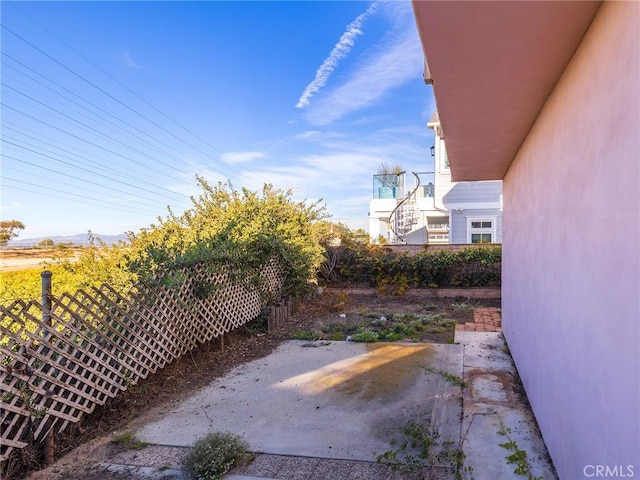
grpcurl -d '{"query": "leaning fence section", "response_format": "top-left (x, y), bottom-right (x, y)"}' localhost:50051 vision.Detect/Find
top-left (0, 261), bottom-right (284, 464)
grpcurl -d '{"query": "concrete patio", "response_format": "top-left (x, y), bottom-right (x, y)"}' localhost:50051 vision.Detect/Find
top-left (92, 329), bottom-right (556, 479)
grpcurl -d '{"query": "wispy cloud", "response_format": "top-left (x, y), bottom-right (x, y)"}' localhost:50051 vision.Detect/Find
top-left (304, 2), bottom-right (424, 126)
top-left (220, 151), bottom-right (266, 164)
top-left (237, 151), bottom-right (376, 199)
top-left (294, 130), bottom-right (346, 142)
top-left (119, 51), bottom-right (140, 68)
top-left (163, 118), bottom-right (431, 231)
top-left (305, 31), bottom-right (422, 126)
top-left (295, 3), bottom-right (378, 109)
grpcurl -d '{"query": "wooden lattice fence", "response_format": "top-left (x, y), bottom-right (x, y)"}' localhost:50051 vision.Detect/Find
top-left (0, 260), bottom-right (283, 464)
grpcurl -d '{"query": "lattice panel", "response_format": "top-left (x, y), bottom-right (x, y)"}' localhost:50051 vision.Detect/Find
top-left (0, 260), bottom-right (283, 463)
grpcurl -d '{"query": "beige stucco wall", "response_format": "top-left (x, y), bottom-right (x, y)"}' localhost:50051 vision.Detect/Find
top-left (502, 2), bottom-right (639, 478)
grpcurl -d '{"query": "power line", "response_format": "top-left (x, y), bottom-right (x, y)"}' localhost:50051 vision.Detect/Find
top-left (2, 124), bottom-right (190, 200)
top-left (1, 56), bottom-right (205, 166)
top-left (6, 2), bottom-right (244, 169)
top-left (1, 103), bottom-right (194, 181)
top-left (1, 178), bottom-right (168, 217)
top-left (2, 84), bottom-right (187, 175)
top-left (2, 164), bottom-right (177, 215)
top-left (1, 23), bottom-right (243, 178)
top-left (2, 150), bottom-right (184, 207)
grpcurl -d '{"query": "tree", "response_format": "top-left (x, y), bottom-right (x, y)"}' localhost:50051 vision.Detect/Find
top-left (377, 161), bottom-right (404, 183)
top-left (38, 238), bottom-right (55, 248)
top-left (0, 220), bottom-right (25, 246)
top-left (377, 161), bottom-right (404, 177)
top-left (375, 162), bottom-right (405, 192)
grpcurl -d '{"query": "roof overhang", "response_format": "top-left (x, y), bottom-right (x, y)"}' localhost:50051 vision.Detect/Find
top-left (412, 1), bottom-right (602, 181)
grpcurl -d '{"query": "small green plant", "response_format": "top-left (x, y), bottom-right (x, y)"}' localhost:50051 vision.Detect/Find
top-left (244, 317), bottom-right (267, 336)
top-left (291, 330), bottom-right (323, 341)
top-left (497, 424), bottom-right (542, 480)
top-left (111, 431), bottom-right (149, 450)
top-left (377, 422), bottom-right (469, 478)
top-left (350, 328), bottom-right (380, 342)
top-left (423, 367), bottom-right (467, 388)
top-left (377, 421), bottom-right (436, 473)
top-left (329, 331), bottom-right (346, 341)
top-left (13, 379), bottom-right (48, 419)
top-left (370, 317), bottom-right (388, 327)
top-left (438, 441), bottom-right (472, 480)
top-left (451, 301), bottom-right (474, 313)
top-left (1, 391), bottom-right (15, 402)
top-left (183, 431), bottom-right (252, 480)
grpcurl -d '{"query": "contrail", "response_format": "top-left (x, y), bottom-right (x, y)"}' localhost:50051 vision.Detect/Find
top-left (295, 3), bottom-right (378, 109)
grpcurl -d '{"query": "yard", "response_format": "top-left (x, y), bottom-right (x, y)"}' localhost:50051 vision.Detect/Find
top-left (17, 290), bottom-right (500, 480)
top-left (287, 291), bottom-right (500, 344)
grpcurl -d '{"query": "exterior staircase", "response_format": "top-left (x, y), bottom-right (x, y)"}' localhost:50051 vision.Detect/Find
top-left (390, 173), bottom-right (422, 243)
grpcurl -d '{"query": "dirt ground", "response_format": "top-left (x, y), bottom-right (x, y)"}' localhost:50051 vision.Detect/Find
top-left (9, 291), bottom-right (500, 480)
top-left (0, 249), bottom-right (81, 272)
top-left (289, 291), bottom-right (500, 343)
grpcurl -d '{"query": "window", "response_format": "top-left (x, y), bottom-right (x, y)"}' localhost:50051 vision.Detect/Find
top-left (441, 140), bottom-right (450, 171)
top-left (471, 221), bottom-right (492, 229)
top-left (471, 233), bottom-right (492, 243)
top-left (424, 182), bottom-right (435, 198)
top-left (467, 217), bottom-right (496, 243)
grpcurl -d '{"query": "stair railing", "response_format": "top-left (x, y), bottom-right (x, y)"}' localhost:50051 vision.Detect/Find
top-left (389, 172), bottom-right (422, 243)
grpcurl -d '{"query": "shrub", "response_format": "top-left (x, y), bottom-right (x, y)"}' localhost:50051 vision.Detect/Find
top-left (183, 431), bottom-right (251, 480)
top-left (318, 243), bottom-right (501, 289)
top-left (3, 180), bottom-right (328, 306)
top-left (350, 328), bottom-right (380, 342)
top-left (123, 178), bottom-right (327, 297)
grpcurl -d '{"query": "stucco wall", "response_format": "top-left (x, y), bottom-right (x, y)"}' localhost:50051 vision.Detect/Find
top-left (502, 2), bottom-right (639, 478)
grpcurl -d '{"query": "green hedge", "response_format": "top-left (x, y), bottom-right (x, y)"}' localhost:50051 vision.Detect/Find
top-left (319, 243), bottom-right (501, 290)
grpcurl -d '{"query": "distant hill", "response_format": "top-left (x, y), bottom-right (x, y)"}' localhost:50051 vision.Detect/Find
top-left (8, 233), bottom-right (128, 248)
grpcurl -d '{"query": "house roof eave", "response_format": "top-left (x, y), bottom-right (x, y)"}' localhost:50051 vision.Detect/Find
top-left (412, 1), bottom-right (602, 181)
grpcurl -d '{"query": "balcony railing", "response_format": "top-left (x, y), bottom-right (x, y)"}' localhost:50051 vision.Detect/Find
top-left (373, 173), bottom-right (405, 199)
top-left (414, 172), bottom-right (435, 198)
top-left (428, 223), bottom-right (450, 231)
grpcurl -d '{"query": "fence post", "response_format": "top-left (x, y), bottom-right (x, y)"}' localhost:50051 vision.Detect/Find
top-left (269, 305), bottom-right (277, 332)
top-left (40, 270), bottom-right (55, 464)
top-left (41, 270), bottom-right (52, 336)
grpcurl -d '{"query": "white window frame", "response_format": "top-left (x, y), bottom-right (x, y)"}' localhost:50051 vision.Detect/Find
top-left (467, 216), bottom-right (497, 244)
top-left (440, 138), bottom-right (450, 172)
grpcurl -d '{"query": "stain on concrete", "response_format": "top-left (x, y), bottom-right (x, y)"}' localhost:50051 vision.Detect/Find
top-left (319, 344), bottom-right (435, 402)
top-left (466, 369), bottom-right (516, 405)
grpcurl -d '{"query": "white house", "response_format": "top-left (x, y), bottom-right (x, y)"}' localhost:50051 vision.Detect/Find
top-left (413, 1), bottom-right (639, 478)
top-left (368, 169), bottom-right (450, 244)
top-left (427, 111), bottom-right (503, 244)
top-left (368, 112), bottom-right (502, 245)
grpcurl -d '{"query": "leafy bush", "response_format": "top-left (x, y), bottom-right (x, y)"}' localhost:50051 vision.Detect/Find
top-left (121, 178), bottom-right (327, 297)
top-left (2, 180), bottom-right (328, 307)
top-left (183, 431), bottom-right (251, 480)
top-left (350, 327), bottom-right (380, 342)
top-left (318, 244), bottom-right (501, 289)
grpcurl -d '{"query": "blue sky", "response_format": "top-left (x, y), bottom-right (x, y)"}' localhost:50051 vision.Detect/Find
top-left (1, 1), bottom-right (435, 240)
